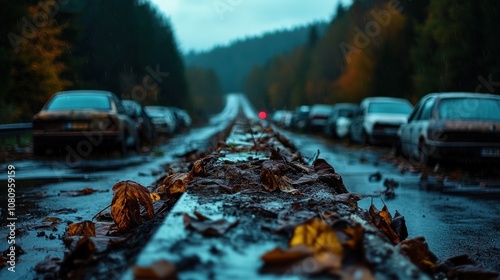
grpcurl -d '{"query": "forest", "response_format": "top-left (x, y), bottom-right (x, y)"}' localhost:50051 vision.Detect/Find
top-left (244, 0), bottom-right (500, 111)
top-left (0, 0), bottom-right (224, 124)
top-left (2, 0), bottom-right (500, 123)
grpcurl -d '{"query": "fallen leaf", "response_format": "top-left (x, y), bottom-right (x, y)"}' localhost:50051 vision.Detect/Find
top-left (289, 219), bottom-right (343, 257)
top-left (67, 220), bottom-right (95, 237)
top-left (134, 260), bottom-right (178, 280)
top-left (369, 203), bottom-right (400, 244)
top-left (158, 172), bottom-right (192, 196)
top-left (313, 159), bottom-right (348, 194)
top-left (111, 181), bottom-right (154, 231)
top-left (260, 245), bottom-right (312, 265)
top-left (60, 187), bottom-right (105, 197)
top-left (439, 254), bottom-right (499, 280)
top-left (397, 236), bottom-right (437, 273)
top-left (183, 211), bottom-right (238, 236)
top-left (390, 210), bottom-right (408, 241)
top-left (59, 237), bottom-right (96, 278)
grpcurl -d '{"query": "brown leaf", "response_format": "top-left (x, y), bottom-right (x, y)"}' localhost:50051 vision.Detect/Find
top-left (133, 260), bottom-right (178, 280)
top-left (111, 181), bottom-right (154, 231)
top-left (260, 167), bottom-right (300, 194)
top-left (260, 245), bottom-right (312, 265)
top-left (439, 255), bottom-right (499, 280)
top-left (183, 211), bottom-right (238, 236)
top-left (59, 237), bottom-right (96, 278)
top-left (397, 236), bottom-right (438, 273)
top-left (313, 158), bottom-right (336, 175)
top-left (333, 193), bottom-right (364, 209)
top-left (159, 172), bottom-right (192, 196)
top-left (369, 203), bottom-right (400, 244)
top-left (67, 220), bottom-right (95, 237)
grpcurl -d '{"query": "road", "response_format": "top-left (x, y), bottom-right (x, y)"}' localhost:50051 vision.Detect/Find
top-left (1, 93), bottom-right (499, 279)
top-left (277, 128), bottom-right (500, 272)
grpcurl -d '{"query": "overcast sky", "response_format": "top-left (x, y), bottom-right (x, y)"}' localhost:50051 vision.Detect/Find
top-left (149, 0), bottom-right (353, 53)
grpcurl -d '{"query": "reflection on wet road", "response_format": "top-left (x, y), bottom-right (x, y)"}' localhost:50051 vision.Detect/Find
top-left (277, 129), bottom-right (500, 272)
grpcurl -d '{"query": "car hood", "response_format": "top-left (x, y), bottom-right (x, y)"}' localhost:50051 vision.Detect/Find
top-left (365, 113), bottom-right (408, 124)
top-left (33, 110), bottom-right (113, 121)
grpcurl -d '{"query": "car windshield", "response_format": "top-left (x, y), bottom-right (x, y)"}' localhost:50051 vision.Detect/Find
top-left (338, 108), bottom-right (354, 117)
top-left (368, 102), bottom-right (413, 114)
top-left (439, 98), bottom-right (500, 120)
top-left (46, 94), bottom-right (111, 111)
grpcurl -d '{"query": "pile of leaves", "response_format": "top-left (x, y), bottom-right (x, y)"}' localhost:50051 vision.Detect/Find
top-left (34, 119), bottom-right (499, 279)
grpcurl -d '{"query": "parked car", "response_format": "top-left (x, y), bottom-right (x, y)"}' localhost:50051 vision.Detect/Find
top-left (122, 100), bottom-right (156, 145)
top-left (395, 92), bottom-right (500, 165)
top-left (32, 90), bottom-right (138, 156)
top-left (167, 107), bottom-right (192, 131)
top-left (307, 104), bottom-right (334, 132)
top-left (324, 103), bottom-right (358, 138)
top-left (271, 110), bottom-right (292, 127)
top-left (144, 106), bottom-right (177, 135)
top-left (350, 97), bottom-right (413, 145)
top-left (291, 105), bottom-right (310, 130)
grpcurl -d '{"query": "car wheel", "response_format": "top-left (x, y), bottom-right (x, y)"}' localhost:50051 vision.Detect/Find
top-left (393, 138), bottom-right (402, 157)
top-left (117, 133), bottom-right (128, 156)
top-left (362, 130), bottom-right (371, 145)
top-left (418, 140), bottom-right (435, 167)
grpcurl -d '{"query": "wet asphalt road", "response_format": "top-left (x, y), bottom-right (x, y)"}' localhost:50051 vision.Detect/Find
top-left (277, 128), bottom-right (500, 273)
top-left (1, 94), bottom-right (499, 279)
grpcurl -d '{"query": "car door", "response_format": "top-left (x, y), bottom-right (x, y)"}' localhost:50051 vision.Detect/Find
top-left (350, 106), bottom-right (365, 142)
top-left (400, 102), bottom-right (423, 156)
top-left (409, 97), bottom-right (435, 158)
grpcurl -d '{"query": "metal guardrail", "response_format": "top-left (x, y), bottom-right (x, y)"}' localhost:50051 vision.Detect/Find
top-left (0, 123), bottom-right (32, 144)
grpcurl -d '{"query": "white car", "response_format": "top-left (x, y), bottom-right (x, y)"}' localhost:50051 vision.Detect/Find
top-left (349, 97), bottom-right (413, 145)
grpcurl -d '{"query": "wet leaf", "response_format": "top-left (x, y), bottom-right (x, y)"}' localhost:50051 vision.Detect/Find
top-left (133, 260), bottom-right (177, 280)
top-left (183, 211), bottom-right (238, 236)
top-left (59, 237), bottom-right (96, 278)
top-left (67, 220), bottom-right (95, 237)
top-left (390, 210), bottom-right (408, 241)
top-left (260, 166), bottom-right (300, 194)
top-left (369, 203), bottom-right (400, 244)
top-left (397, 236), bottom-right (437, 273)
top-left (111, 181), bottom-right (154, 231)
top-left (333, 193), bottom-right (364, 209)
top-left (35, 217), bottom-right (62, 230)
top-left (439, 254), bottom-right (499, 280)
top-left (260, 245), bottom-right (312, 265)
top-left (150, 192), bottom-right (161, 201)
top-left (159, 172), bottom-right (192, 196)
top-left (314, 159), bottom-right (348, 194)
top-left (341, 223), bottom-right (365, 251)
top-left (289, 219), bottom-right (343, 257)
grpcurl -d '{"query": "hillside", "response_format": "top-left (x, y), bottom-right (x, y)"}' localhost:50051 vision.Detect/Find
top-left (183, 22), bottom-right (328, 92)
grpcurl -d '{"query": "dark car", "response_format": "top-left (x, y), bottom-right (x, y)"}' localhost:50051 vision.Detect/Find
top-left (307, 104), bottom-right (334, 132)
top-left (350, 97), bottom-right (413, 145)
top-left (396, 92), bottom-right (500, 165)
top-left (291, 105), bottom-right (310, 130)
top-left (324, 103), bottom-right (358, 138)
top-left (32, 90), bottom-right (138, 156)
top-left (122, 100), bottom-right (156, 145)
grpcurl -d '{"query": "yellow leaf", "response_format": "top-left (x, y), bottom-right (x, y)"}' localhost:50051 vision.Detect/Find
top-left (150, 193), bottom-right (161, 201)
top-left (289, 219), bottom-right (343, 257)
